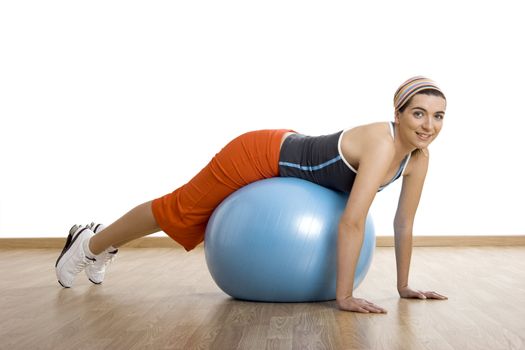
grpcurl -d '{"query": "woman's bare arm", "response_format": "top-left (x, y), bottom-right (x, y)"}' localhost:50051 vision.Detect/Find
top-left (394, 149), bottom-right (447, 300)
top-left (336, 138), bottom-right (394, 313)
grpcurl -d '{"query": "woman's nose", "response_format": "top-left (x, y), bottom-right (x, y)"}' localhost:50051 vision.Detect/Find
top-left (422, 116), bottom-right (433, 130)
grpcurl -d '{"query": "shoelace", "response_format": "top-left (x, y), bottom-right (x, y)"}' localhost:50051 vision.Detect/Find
top-left (73, 255), bottom-right (95, 274)
top-left (94, 250), bottom-right (117, 268)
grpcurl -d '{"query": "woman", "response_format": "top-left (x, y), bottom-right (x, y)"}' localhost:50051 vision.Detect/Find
top-left (55, 76), bottom-right (448, 313)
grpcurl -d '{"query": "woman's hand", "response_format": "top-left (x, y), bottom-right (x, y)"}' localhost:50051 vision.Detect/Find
top-left (398, 286), bottom-right (448, 300)
top-left (337, 297), bottom-right (387, 313)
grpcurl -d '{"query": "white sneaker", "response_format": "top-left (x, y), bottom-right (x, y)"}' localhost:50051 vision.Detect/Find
top-left (55, 225), bottom-right (96, 288)
top-left (85, 222), bottom-right (118, 285)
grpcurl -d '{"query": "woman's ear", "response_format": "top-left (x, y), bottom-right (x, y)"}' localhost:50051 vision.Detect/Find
top-left (394, 110), bottom-right (401, 124)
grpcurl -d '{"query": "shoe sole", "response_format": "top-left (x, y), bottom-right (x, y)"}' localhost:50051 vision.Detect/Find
top-left (56, 227), bottom-right (94, 288)
top-left (58, 280), bottom-right (68, 288)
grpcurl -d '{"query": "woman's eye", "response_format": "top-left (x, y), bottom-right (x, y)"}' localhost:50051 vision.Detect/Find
top-left (413, 111), bottom-right (424, 118)
top-left (435, 114), bottom-right (444, 120)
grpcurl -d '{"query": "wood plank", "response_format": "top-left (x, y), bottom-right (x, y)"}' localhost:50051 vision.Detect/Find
top-left (1, 235), bottom-right (525, 249)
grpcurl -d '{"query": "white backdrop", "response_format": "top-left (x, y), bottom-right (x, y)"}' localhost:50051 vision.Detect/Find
top-left (1, 0), bottom-right (524, 238)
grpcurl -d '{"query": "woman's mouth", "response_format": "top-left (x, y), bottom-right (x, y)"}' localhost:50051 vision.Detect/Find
top-left (416, 132), bottom-right (432, 141)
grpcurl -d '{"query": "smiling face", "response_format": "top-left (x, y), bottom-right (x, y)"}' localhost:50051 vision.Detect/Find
top-left (395, 93), bottom-right (447, 150)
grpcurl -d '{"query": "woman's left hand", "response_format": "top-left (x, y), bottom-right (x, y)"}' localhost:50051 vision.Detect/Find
top-left (398, 286), bottom-right (448, 300)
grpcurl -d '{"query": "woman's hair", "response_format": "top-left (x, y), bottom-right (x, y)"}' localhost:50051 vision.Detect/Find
top-left (397, 89), bottom-right (446, 113)
top-left (394, 76), bottom-right (446, 113)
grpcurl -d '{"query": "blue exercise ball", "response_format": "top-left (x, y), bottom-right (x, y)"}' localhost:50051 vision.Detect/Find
top-left (204, 177), bottom-right (375, 302)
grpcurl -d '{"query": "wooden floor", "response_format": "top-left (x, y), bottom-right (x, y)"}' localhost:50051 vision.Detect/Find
top-left (1, 246), bottom-right (524, 350)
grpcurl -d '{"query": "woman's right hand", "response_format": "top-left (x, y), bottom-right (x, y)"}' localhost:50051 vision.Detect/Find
top-left (336, 296), bottom-right (387, 313)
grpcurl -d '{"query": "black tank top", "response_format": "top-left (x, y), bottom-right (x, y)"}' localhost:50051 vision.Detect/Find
top-left (278, 123), bottom-right (410, 193)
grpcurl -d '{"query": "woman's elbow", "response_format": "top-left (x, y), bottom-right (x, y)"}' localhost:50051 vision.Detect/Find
top-left (393, 217), bottom-right (414, 235)
top-left (338, 219), bottom-right (365, 235)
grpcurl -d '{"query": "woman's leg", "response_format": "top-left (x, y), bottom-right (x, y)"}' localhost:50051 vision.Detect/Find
top-left (56, 129), bottom-right (290, 288)
top-left (88, 201), bottom-right (160, 255)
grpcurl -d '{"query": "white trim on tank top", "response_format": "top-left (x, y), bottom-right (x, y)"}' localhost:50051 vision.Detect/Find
top-left (337, 128), bottom-right (358, 173)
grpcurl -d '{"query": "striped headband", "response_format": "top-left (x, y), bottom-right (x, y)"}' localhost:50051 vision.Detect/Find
top-left (394, 76), bottom-right (445, 111)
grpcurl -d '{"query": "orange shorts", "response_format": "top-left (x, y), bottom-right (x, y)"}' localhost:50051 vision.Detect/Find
top-left (151, 129), bottom-right (294, 251)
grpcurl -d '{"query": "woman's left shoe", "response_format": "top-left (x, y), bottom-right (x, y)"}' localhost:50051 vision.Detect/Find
top-left (85, 222), bottom-right (118, 284)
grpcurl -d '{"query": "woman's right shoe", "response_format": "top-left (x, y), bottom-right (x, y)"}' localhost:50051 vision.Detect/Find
top-left (85, 222), bottom-right (118, 284)
top-left (55, 225), bottom-right (96, 288)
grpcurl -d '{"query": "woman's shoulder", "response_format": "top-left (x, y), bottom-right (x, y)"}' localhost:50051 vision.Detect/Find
top-left (343, 121), bottom-right (393, 146)
top-left (340, 121), bottom-right (395, 164)
top-left (403, 148), bottom-right (430, 176)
